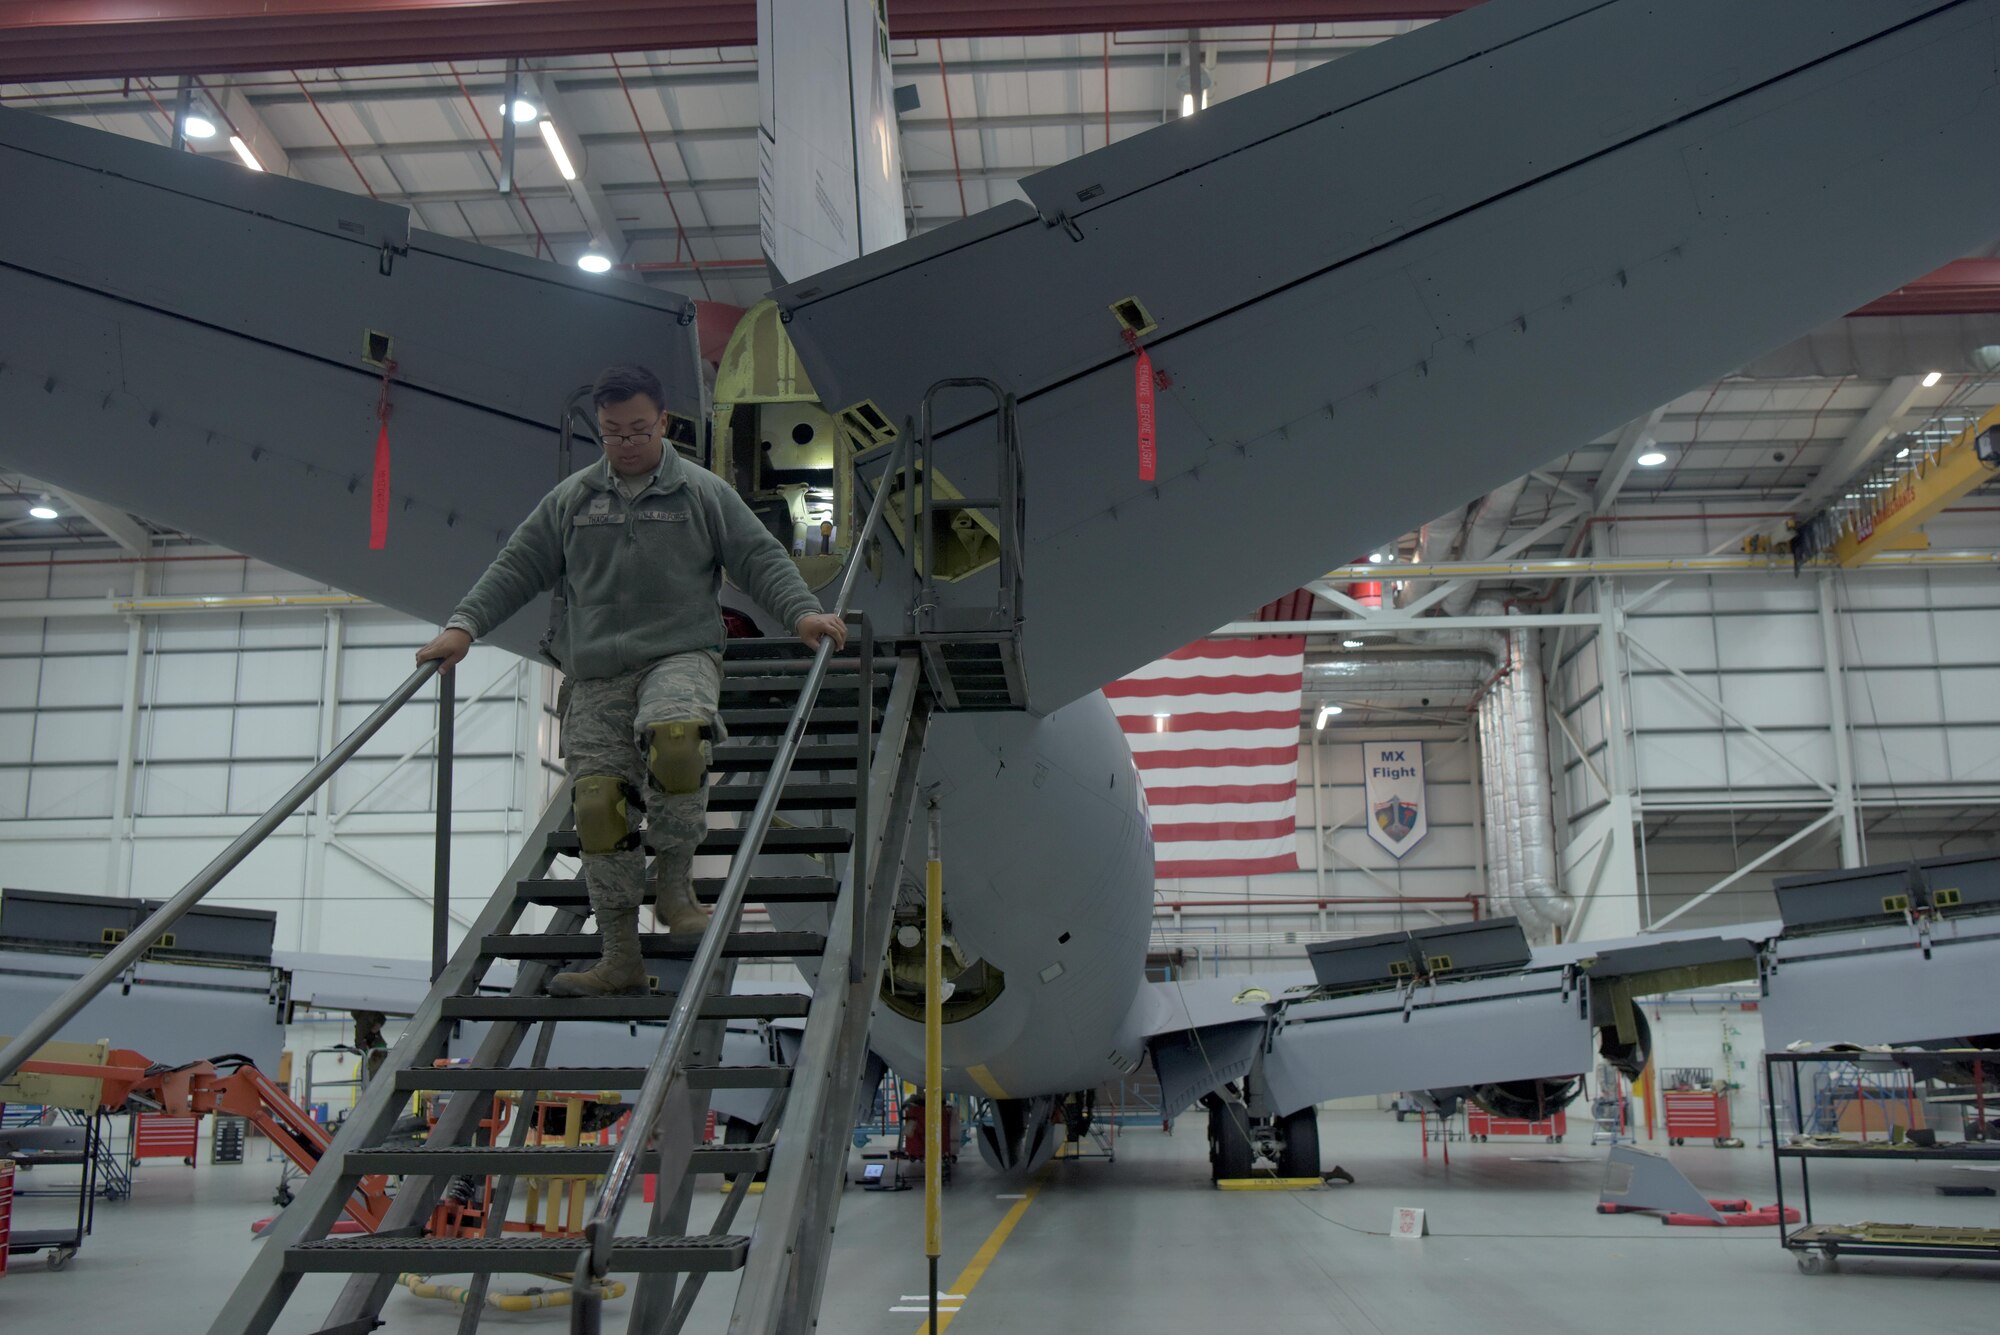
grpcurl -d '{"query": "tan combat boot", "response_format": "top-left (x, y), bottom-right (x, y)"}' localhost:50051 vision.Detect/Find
top-left (547, 907), bottom-right (649, 997)
top-left (653, 865), bottom-right (712, 936)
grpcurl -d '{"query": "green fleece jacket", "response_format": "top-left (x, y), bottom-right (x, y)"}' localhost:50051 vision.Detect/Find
top-left (448, 450), bottom-right (821, 680)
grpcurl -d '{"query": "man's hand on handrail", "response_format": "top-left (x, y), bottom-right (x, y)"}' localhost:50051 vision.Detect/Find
top-left (796, 613), bottom-right (847, 652)
top-left (416, 627), bottom-right (472, 670)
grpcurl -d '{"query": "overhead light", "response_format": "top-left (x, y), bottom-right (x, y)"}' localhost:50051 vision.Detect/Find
top-left (577, 251), bottom-right (613, 274)
top-left (183, 113), bottom-right (217, 140)
top-left (28, 497), bottom-right (58, 520)
top-left (1180, 91), bottom-right (1196, 119)
top-left (1314, 704), bottom-right (1343, 729)
top-left (500, 98), bottom-right (539, 125)
top-left (228, 135), bottom-right (263, 171)
top-left (1341, 638), bottom-right (1364, 650)
top-left (538, 118), bottom-right (577, 180)
top-left (1922, 370), bottom-right (1943, 388)
top-left (1896, 446), bottom-right (1911, 459)
top-left (1636, 450), bottom-right (1668, 466)
top-left (1367, 552), bottom-right (1384, 564)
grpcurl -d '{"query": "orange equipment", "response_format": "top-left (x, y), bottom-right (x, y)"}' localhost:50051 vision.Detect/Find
top-left (17, 1048), bottom-right (393, 1232)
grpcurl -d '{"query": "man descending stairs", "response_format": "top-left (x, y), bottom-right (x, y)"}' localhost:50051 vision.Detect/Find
top-left (207, 632), bottom-right (934, 1335)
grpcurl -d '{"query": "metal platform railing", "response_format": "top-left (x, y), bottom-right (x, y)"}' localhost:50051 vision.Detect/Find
top-left (0, 657), bottom-right (457, 1087)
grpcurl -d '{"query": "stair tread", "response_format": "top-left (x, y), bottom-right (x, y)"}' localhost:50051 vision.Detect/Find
top-left (711, 743), bottom-right (859, 770)
top-left (518, 877), bottom-right (839, 905)
top-left (288, 1233), bottom-right (749, 1274)
top-left (483, 931), bottom-right (826, 959)
top-left (345, 1143), bottom-right (772, 1173)
top-left (545, 826), bottom-right (852, 855)
top-left (724, 708), bottom-right (871, 732)
top-left (398, 1065), bottom-right (791, 1091)
top-left (708, 783), bottom-right (857, 810)
top-left (441, 993), bottom-right (811, 1021)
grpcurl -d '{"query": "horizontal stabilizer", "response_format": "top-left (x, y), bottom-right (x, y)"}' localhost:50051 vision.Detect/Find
top-left (0, 105), bottom-right (701, 656)
top-left (777, 0), bottom-right (2000, 709)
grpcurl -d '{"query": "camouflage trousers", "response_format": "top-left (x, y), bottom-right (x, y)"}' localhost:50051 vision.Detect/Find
top-left (564, 650), bottom-right (725, 915)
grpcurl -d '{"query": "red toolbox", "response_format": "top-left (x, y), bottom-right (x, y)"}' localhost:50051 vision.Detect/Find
top-left (1663, 1090), bottom-right (1732, 1145)
top-left (1467, 1107), bottom-right (1566, 1142)
top-left (131, 1113), bottom-right (200, 1165)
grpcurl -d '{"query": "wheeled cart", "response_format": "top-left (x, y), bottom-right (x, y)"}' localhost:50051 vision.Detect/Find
top-left (1467, 1106), bottom-right (1566, 1143)
top-left (1770, 1047), bottom-right (2000, 1274)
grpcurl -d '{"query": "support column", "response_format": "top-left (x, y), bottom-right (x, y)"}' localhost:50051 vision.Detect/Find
top-left (303, 609), bottom-right (344, 952)
top-left (107, 568), bottom-right (147, 896)
top-left (1817, 575), bottom-right (1864, 867)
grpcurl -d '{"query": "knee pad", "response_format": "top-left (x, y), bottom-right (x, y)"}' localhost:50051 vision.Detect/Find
top-left (574, 775), bottom-right (641, 854)
top-left (646, 720), bottom-right (710, 796)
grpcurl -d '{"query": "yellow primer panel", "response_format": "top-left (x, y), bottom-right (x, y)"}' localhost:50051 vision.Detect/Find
top-left (964, 1063), bottom-right (1009, 1100)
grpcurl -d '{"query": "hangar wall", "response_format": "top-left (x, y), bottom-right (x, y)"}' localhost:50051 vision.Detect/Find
top-left (0, 546), bottom-right (561, 958)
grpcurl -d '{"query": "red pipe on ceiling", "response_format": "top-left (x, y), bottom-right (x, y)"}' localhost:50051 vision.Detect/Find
top-left (0, 2), bottom-right (1482, 82)
top-left (1849, 258), bottom-right (2000, 318)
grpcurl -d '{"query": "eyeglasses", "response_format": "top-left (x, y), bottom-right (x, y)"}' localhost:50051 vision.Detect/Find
top-left (600, 426), bottom-right (658, 446)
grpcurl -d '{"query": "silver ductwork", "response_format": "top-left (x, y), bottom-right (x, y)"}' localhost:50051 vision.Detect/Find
top-left (1402, 605), bottom-right (1565, 935)
top-left (1398, 504), bottom-right (1469, 608)
top-left (1437, 481), bottom-right (1524, 617)
top-left (1737, 315), bottom-right (2000, 380)
top-left (1506, 627), bottom-right (1570, 931)
top-left (1474, 683), bottom-right (1513, 922)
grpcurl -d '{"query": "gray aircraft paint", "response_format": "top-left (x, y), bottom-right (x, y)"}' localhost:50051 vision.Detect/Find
top-left (7, 1), bottom-right (2000, 1122)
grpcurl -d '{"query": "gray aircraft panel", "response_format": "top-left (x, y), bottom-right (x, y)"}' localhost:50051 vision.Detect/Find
top-left (0, 106), bottom-right (702, 657)
top-left (0, 948), bottom-right (283, 1072)
top-left (774, 0), bottom-right (2000, 709)
top-left (1759, 913), bottom-right (2000, 1051)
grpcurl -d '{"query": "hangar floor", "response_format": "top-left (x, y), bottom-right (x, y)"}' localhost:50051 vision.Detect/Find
top-left (3, 1110), bottom-right (1993, 1333)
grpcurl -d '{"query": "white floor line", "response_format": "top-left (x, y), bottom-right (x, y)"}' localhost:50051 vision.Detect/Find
top-left (889, 1306), bottom-right (962, 1314)
top-left (899, 1294), bottom-right (968, 1301)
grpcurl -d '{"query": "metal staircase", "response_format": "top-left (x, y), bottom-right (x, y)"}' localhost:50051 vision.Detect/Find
top-left (0, 376), bottom-right (1027, 1335)
top-left (200, 628), bottom-right (931, 1335)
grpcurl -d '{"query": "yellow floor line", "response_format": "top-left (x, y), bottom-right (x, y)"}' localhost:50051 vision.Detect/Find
top-left (912, 1175), bottom-right (1044, 1335)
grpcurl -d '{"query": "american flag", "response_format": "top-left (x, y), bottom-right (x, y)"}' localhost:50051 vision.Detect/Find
top-left (1103, 636), bottom-right (1306, 877)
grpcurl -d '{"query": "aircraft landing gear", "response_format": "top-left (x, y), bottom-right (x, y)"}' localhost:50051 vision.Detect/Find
top-left (1206, 1098), bottom-right (1255, 1181)
top-left (1277, 1106), bottom-right (1320, 1178)
top-left (1204, 1097), bottom-right (1321, 1180)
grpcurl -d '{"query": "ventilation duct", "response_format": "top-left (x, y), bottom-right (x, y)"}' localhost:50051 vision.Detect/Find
top-left (1737, 315), bottom-right (2000, 380)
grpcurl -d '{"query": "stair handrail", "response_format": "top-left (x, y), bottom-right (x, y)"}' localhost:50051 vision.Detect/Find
top-left (572, 428), bottom-right (911, 1310)
top-left (0, 659), bottom-right (446, 1086)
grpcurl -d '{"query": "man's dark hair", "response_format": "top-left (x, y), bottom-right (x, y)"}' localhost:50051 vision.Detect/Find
top-left (593, 364), bottom-right (666, 412)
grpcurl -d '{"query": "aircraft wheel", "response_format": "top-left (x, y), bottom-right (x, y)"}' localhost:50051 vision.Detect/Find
top-left (1277, 1106), bottom-right (1320, 1178)
top-left (1209, 1101), bottom-right (1254, 1182)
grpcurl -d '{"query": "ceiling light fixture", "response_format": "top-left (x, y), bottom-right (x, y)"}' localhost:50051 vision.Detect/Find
top-left (501, 98), bottom-right (540, 125)
top-left (538, 119), bottom-right (577, 180)
top-left (228, 135), bottom-right (263, 171)
top-left (28, 497), bottom-right (58, 520)
top-left (1180, 92), bottom-right (1196, 119)
top-left (183, 113), bottom-right (217, 140)
top-left (1367, 552), bottom-right (1384, 563)
top-left (576, 252), bottom-right (613, 274)
top-left (1896, 446), bottom-right (1911, 459)
top-left (1922, 370), bottom-right (1943, 388)
top-left (1314, 703), bottom-right (1343, 729)
top-left (1636, 449), bottom-right (1668, 466)
top-left (1341, 638), bottom-right (1364, 649)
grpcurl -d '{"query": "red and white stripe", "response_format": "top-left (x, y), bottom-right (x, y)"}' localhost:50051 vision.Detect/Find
top-left (1104, 637), bottom-right (1305, 878)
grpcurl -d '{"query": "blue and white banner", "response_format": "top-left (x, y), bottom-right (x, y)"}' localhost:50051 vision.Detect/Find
top-left (1363, 741), bottom-right (1428, 859)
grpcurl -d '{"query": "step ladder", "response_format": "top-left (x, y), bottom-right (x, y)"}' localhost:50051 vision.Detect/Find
top-left (207, 629), bottom-right (934, 1335)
